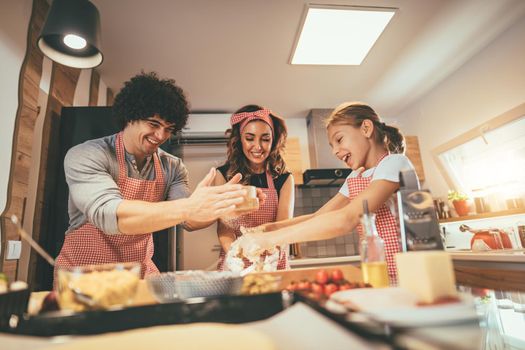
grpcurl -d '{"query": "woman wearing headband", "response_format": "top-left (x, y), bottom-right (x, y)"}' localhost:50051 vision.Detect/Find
top-left (215, 105), bottom-right (294, 271)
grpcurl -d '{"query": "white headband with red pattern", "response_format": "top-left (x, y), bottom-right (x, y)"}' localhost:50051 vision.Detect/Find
top-left (230, 108), bottom-right (274, 133)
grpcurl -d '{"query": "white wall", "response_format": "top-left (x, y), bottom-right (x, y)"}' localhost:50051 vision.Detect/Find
top-left (0, 0), bottom-right (33, 249)
top-left (396, 15), bottom-right (525, 199)
top-left (97, 78), bottom-right (108, 106)
top-left (73, 69), bottom-right (92, 106)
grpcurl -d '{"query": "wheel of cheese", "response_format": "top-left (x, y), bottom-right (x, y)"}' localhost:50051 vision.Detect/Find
top-left (53, 323), bottom-right (276, 350)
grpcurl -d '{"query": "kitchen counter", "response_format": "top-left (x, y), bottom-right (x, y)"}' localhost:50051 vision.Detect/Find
top-left (449, 249), bottom-right (525, 263)
top-left (2, 263), bottom-right (525, 349)
top-left (291, 250), bottom-right (525, 267)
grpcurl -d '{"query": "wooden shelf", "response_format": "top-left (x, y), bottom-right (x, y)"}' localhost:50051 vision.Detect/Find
top-left (439, 208), bottom-right (525, 223)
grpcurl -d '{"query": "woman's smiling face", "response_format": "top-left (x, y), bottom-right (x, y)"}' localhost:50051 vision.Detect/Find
top-left (327, 123), bottom-right (370, 170)
top-left (241, 120), bottom-right (273, 172)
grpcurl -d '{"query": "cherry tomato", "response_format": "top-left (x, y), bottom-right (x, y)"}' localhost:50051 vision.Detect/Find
top-left (324, 283), bottom-right (339, 296)
top-left (315, 270), bottom-right (329, 285)
top-left (311, 282), bottom-right (324, 295)
top-left (331, 269), bottom-right (344, 282)
top-left (285, 282), bottom-right (298, 291)
top-left (297, 280), bottom-right (312, 291)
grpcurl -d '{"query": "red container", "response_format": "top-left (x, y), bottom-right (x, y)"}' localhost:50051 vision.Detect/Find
top-left (453, 200), bottom-right (469, 216)
top-left (470, 230), bottom-right (513, 250)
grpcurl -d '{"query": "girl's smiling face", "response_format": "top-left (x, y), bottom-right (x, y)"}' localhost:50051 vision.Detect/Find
top-left (241, 120), bottom-right (273, 172)
top-left (327, 122), bottom-right (371, 170)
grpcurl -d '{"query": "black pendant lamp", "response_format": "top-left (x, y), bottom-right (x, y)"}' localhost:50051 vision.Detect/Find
top-left (38, 0), bottom-right (103, 69)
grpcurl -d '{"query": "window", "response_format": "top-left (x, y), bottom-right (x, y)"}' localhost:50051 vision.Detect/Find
top-left (433, 104), bottom-right (525, 206)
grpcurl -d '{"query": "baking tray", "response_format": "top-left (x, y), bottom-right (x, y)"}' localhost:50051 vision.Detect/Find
top-left (1, 292), bottom-right (285, 337)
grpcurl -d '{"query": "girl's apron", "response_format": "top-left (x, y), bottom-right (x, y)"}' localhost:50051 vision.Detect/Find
top-left (55, 132), bottom-right (164, 283)
top-left (347, 154), bottom-right (400, 282)
top-left (217, 172), bottom-right (288, 270)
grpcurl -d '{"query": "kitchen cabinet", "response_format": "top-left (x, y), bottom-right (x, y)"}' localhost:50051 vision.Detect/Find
top-left (452, 252), bottom-right (525, 291)
top-left (282, 137), bottom-right (303, 185)
top-left (404, 135), bottom-right (425, 182)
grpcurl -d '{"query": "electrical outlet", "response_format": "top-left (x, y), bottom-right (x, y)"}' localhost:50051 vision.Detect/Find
top-left (6, 240), bottom-right (22, 260)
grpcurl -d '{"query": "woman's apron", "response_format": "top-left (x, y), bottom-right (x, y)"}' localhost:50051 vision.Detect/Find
top-left (217, 172), bottom-right (288, 270)
top-left (347, 154), bottom-right (400, 282)
top-left (54, 132), bottom-right (164, 283)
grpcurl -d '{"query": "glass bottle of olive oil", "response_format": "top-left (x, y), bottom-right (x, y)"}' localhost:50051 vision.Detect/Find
top-left (360, 200), bottom-right (390, 288)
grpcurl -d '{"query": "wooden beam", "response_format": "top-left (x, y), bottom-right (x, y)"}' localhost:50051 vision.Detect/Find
top-left (0, 0), bottom-right (46, 281)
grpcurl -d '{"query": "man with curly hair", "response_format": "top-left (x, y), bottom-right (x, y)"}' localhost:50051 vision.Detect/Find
top-left (54, 72), bottom-right (249, 280)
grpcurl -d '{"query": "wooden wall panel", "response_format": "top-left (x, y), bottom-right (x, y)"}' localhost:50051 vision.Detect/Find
top-left (0, 0), bottom-right (46, 282)
top-left (89, 69), bottom-right (100, 106)
top-left (30, 65), bottom-right (80, 290)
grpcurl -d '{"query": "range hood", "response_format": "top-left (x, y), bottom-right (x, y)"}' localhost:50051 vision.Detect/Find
top-left (302, 168), bottom-right (352, 186)
top-left (302, 109), bottom-right (351, 186)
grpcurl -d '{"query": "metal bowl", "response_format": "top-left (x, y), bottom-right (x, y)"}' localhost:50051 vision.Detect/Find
top-left (146, 271), bottom-right (243, 302)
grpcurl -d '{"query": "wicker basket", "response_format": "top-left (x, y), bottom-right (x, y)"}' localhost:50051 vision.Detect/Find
top-left (146, 271), bottom-right (243, 302)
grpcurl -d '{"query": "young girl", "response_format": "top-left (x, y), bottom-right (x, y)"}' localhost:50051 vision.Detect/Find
top-left (240, 102), bottom-right (415, 281)
top-left (215, 105), bottom-right (294, 271)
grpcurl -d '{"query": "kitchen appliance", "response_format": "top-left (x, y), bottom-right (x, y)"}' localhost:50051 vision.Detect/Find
top-left (397, 170), bottom-right (444, 251)
top-left (459, 224), bottom-right (513, 250)
top-left (302, 168), bottom-right (352, 186)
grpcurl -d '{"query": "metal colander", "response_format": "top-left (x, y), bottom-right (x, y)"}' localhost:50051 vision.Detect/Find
top-left (146, 271), bottom-right (243, 302)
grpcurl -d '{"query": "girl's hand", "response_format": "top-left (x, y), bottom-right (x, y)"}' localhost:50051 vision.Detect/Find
top-left (236, 233), bottom-right (272, 257)
top-left (240, 225), bottom-right (266, 235)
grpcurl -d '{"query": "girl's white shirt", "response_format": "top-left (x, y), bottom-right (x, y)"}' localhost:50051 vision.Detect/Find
top-left (338, 154), bottom-right (416, 217)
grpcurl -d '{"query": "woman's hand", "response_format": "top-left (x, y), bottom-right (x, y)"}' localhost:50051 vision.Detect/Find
top-left (255, 188), bottom-right (267, 207)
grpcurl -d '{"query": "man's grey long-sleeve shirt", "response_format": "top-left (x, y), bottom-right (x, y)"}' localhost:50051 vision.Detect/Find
top-left (64, 134), bottom-right (189, 235)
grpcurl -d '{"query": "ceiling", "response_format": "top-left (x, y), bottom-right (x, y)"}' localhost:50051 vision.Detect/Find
top-left (91, 0), bottom-right (525, 119)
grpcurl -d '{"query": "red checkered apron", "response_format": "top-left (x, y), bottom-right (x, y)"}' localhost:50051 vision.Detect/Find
top-left (348, 154), bottom-right (400, 283)
top-left (54, 132), bottom-right (164, 283)
top-left (217, 172), bottom-right (289, 271)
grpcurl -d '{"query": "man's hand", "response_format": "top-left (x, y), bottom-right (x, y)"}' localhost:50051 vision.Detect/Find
top-left (185, 168), bottom-right (247, 222)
